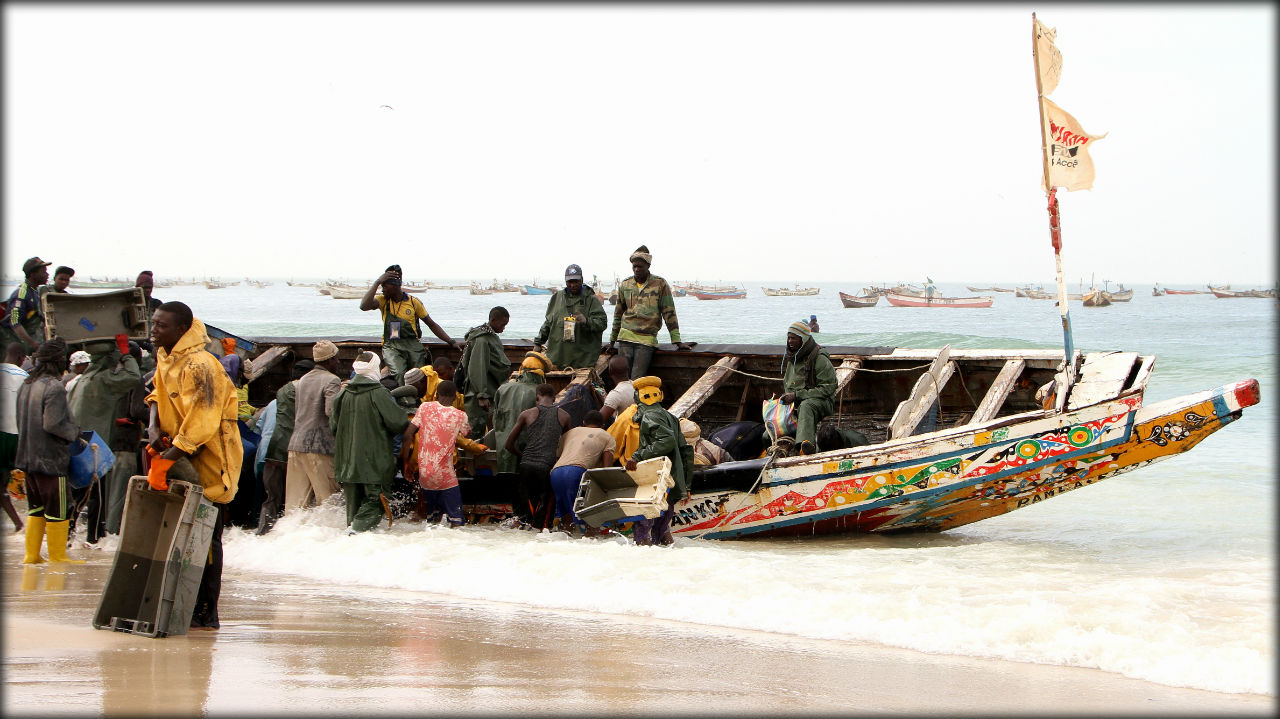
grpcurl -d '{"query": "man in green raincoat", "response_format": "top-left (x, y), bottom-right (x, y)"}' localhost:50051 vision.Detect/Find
top-left (625, 376), bottom-right (693, 546)
top-left (492, 350), bottom-right (551, 475)
top-left (459, 306), bottom-right (512, 438)
top-left (66, 335), bottom-right (142, 543)
top-left (533, 264), bottom-right (608, 370)
top-left (779, 321), bottom-right (837, 455)
top-left (328, 351), bottom-right (409, 533)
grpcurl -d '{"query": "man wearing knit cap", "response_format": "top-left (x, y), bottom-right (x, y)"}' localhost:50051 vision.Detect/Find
top-left (492, 350), bottom-right (552, 475)
top-left (329, 351), bottom-right (409, 532)
top-left (779, 321), bottom-right (837, 456)
top-left (135, 270), bottom-right (162, 313)
top-left (286, 339), bottom-right (344, 512)
top-left (607, 246), bottom-right (690, 379)
top-left (360, 264), bottom-right (461, 386)
top-left (534, 263), bottom-right (608, 370)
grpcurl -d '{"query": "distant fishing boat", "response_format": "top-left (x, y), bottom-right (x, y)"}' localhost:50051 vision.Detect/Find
top-left (965, 285), bottom-right (994, 292)
top-left (838, 291), bottom-right (879, 308)
top-left (520, 284), bottom-right (553, 295)
top-left (762, 286), bottom-right (820, 297)
top-left (1081, 289), bottom-right (1112, 307)
top-left (692, 289), bottom-right (747, 300)
top-left (326, 285), bottom-right (364, 299)
top-left (204, 280), bottom-right (229, 290)
top-left (883, 291), bottom-right (993, 308)
top-left (1209, 286), bottom-right (1270, 298)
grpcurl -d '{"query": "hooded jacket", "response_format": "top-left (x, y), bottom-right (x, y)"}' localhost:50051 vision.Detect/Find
top-left (534, 285), bottom-right (608, 369)
top-left (630, 401), bottom-right (692, 502)
top-left (146, 318), bottom-right (242, 503)
top-left (67, 348), bottom-right (141, 443)
top-left (492, 370), bottom-right (542, 474)
top-left (460, 324), bottom-right (510, 402)
top-left (328, 374), bottom-right (409, 485)
top-left (782, 336), bottom-right (837, 403)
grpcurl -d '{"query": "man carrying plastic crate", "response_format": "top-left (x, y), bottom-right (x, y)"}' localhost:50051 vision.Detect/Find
top-left (146, 301), bottom-right (242, 629)
top-left (624, 376), bottom-right (693, 546)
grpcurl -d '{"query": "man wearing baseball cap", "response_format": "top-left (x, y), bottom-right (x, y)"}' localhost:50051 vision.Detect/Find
top-left (0, 257), bottom-right (52, 359)
top-left (533, 263), bottom-right (608, 370)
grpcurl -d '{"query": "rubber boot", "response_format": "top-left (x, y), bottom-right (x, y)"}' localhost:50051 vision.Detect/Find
top-left (23, 516), bottom-right (46, 564)
top-left (44, 520), bottom-right (85, 564)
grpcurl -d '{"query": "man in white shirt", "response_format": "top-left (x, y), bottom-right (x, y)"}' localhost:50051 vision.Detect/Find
top-left (599, 355), bottom-right (635, 425)
top-left (1, 344), bottom-right (29, 531)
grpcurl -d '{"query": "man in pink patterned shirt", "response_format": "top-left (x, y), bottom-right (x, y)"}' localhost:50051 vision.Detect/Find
top-left (399, 381), bottom-right (483, 526)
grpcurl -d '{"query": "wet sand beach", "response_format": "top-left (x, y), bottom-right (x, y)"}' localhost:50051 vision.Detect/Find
top-left (2, 535), bottom-right (1272, 716)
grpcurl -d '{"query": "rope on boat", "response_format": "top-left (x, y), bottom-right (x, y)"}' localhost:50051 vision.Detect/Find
top-left (719, 361), bottom-right (936, 383)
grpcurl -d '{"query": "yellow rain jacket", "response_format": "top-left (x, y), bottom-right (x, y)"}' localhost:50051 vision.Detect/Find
top-left (147, 318), bottom-right (243, 504)
top-left (419, 364), bottom-right (466, 411)
top-left (606, 403), bottom-right (642, 464)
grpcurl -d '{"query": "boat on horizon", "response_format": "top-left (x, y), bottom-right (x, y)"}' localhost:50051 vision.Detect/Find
top-left (692, 289), bottom-right (747, 300)
top-left (883, 291), bottom-right (993, 308)
top-left (838, 291), bottom-right (879, 308)
top-left (762, 285), bottom-right (820, 297)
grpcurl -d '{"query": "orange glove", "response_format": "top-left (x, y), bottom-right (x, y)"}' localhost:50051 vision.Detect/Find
top-left (145, 446), bottom-right (174, 491)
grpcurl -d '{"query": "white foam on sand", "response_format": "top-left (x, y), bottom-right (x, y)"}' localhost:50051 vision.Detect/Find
top-left (224, 501), bottom-right (1274, 696)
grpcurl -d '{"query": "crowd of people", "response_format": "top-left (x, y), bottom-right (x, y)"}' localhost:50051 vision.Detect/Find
top-left (2, 246), bottom-right (851, 631)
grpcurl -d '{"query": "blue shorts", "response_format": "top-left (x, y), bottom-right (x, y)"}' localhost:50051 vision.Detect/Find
top-left (423, 485), bottom-right (464, 526)
top-left (549, 465), bottom-right (588, 523)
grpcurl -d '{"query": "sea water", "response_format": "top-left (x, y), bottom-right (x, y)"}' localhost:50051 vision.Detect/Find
top-left (43, 279), bottom-right (1275, 695)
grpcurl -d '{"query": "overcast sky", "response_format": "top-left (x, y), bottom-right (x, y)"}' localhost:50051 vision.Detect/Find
top-left (4, 3), bottom-right (1274, 286)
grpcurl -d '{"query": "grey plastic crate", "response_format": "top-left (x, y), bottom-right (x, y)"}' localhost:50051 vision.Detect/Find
top-left (574, 456), bottom-right (673, 528)
top-left (41, 287), bottom-right (150, 344)
top-left (92, 473), bottom-right (216, 638)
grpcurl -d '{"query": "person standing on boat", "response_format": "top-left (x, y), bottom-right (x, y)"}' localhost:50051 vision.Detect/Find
top-left (359, 264), bottom-right (461, 386)
top-left (1, 257), bottom-right (52, 360)
top-left (493, 351), bottom-right (552, 476)
top-left (145, 301), bottom-right (242, 628)
top-left (779, 321), bottom-right (837, 456)
top-left (286, 340), bottom-right (344, 512)
top-left (624, 376), bottom-right (692, 546)
top-left (807, 315), bottom-right (820, 333)
top-left (48, 266), bottom-right (74, 295)
top-left (328, 351), bottom-right (409, 533)
top-left (534, 264), bottom-right (608, 370)
top-left (606, 246), bottom-right (691, 379)
top-left (458, 306), bottom-right (512, 438)
top-left (503, 382), bottom-right (570, 529)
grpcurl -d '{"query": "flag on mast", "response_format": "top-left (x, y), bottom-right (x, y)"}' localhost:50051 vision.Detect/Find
top-left (1033, 18), bottom-right (1062, 96)
top-left (1041, 98), bottom-right (1107, 192)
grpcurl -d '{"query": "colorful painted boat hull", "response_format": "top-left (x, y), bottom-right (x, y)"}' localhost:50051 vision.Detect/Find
top-left (883, 292), bottom-right (993, 308)
top-left (671, 379), bottom-right (1260, 539)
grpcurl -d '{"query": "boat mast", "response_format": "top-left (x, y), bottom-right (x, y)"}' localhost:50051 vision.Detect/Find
top-left (1032, 12), bottom-right (1077, 395)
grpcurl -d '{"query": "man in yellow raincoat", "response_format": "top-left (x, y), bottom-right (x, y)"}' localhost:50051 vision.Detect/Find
top-left (146, 301), bottom-right (242, 629)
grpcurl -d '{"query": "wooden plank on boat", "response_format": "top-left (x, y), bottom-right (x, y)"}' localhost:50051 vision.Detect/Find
top-left (970, 358), bottom-right (1024, 423)
top-left (833, 357), bottom-right (863, 394)
top-left (243, 345), bottom-right (289, 383)
top-left (668, 356), bottom-right (740, 418)
top-left (888, 345), bottom-right (955, 440)
top-left (1067, 351), bottom-right (1140, 410)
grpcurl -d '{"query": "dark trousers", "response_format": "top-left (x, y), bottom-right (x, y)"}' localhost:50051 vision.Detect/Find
top-left (632, 489), bottom-right (677, 545)
top-left (516, 463), bottom-right (553, 529)
top-left (82, 478), bottom-right (107, 544)
top-left (190, 503), bottom-right (227, 628)
top-left (618, 341), bottom-right (656, 379)
top-left (256, 459), bottom-right (286, 535)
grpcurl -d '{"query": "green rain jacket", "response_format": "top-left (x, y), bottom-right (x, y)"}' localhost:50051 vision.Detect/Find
top-left (328, 375), bottom-right (410, 485)
top-left (460, 325), bottom-right (510, 402)
top-left (265, 380), bottom-right (297, 464)
top-left (67, 348), bottom-right (142, 442)
top-left (493, 370), bottom-right (541, 474)
top-left (782, 337), bottom-right (837, 403)
top-left (534, 285), bottom-right (608, 370)
top-left (630, 401), bottom-right (693, 502)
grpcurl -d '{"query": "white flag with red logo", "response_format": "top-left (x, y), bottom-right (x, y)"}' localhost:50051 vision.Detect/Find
top-left (1041, 98), bottom-right (1107, 192)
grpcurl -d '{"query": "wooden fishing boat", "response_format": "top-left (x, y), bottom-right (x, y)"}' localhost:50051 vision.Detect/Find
top-left (839, 291), bottom-right (879, 308)
top-left (69, 279), bottom-right (134, 289)
top-left (883, 291), bottom-right (993, 308)
top-left (1209, 286), bottom-right (1269, 298)
top-left (325, 285), bottom-right (365, 300)
top-left (203, 280), bottom-right (229, 290)
top-left (1107, 285), bottom-right (1133, 302)
top-left (520, 284), bottom-right (553, 295)
top-left (762, 286), bottom-right (820, 297)
top-left (1163, 288), bottom-right (1199, 295)
top-left (692, 289), bottom-right (747, 300)
top-left (991, 286), bottom-right (1015, 293)
top-left (1081, 289), bottom-right (1112, 307)
top-left (469, 286), bottom-right (494, 296)
top-left (234, 338), bottom-right (1260, 538)
top-left (1152, 286), bottom-right (1166, 297)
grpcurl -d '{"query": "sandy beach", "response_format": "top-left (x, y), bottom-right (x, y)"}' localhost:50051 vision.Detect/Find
top-left (2, 533), bottom-right (1272, 716)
